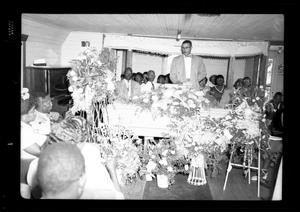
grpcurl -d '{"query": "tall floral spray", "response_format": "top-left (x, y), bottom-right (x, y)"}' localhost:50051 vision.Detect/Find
top-left (67, 47), bottom-right (117, 127)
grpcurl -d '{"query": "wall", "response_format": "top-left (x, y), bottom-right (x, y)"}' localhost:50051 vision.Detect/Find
top-left (132, 52), bottom-right (164, 81)
top-left (22, 17), bottom-right (70, 66)
top-left (61, 31), bottom-right (103, 66)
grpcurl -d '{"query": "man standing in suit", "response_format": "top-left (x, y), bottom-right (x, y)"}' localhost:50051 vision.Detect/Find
top-left (115, 67), bottom-right (141, 101)
top-left (170, 40), bottom-right (207, 90)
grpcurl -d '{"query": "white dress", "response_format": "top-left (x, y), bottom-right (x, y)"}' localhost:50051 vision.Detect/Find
top-left (21, 121), bottom-right (47, 160)
top-left (21, 121), bottom-right (47, 188)
top-left (79, 143), bottom-right (124, 199)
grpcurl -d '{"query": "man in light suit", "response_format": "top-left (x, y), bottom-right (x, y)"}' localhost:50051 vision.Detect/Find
top-left (170, 40), bottom-right (206, 90)
top-left (115, 67), bottom-right (141, 101)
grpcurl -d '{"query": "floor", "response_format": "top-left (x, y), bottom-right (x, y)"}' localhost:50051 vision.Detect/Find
top-left (207, 166), bottom-right (272, 200)
top-left (49, 98), bottom-right (277, 200)
top-left (119, 163), bottom-right (275, 200)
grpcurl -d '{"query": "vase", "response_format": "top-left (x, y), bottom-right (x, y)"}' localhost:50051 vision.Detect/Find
top-left (157, 174), bottom-right (169, 188)
top-left (146, 174), bottom-right (153, 181)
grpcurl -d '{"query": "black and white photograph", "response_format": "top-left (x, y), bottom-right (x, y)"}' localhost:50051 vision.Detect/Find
top-left (18, 13), bottom-right (287, 203)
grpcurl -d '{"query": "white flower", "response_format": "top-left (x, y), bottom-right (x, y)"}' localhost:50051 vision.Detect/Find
top-left (194, 91), bottom-right (204, 97)
top-left (244, 108), bottom-right (253, 119)
top-left (106, 81), bottom-right (115, 91)
top-left (22, 87), bottom-right (29, 94)
top-left (215, 137), bottom-right (225, 145)
top-left (69, 70), bottom-right (76, 77)
top-left (174, 90), bottom-right (183, 96)
top-left (72, 76), bottom-right (78, 81)
top-left (184, 165), bottom-right (189, 171)
top-left (21, 88), bottom-right (30, 100)
top-left (204, 98), bottom-right (210, 104)
top-left (170, 150), bottom-right (175, 155)
top-left (146, 160), bottom-right (157, 171)
top-left (151, 155), bottom-right (156, 159)
top-left (152, 95), bottom-right (159, 102)
top-left (225, 115), bottom-right (231, 120)
top-left (256, 97), bottom-right (260, 101)
top-left (143, 98), bottom-right (150, 103)
top-left (187, 99), bottom-right (194, 106)
top-left (68, 86), bottom-right (74, 92)
top-left (159, 158), bottom-right (168, 166)
top-left (77, 55), bottom-right (86, 60)
top-left (252, 99), bottom-right (256, 102)
top-left (77, 88), bottom-right (84, 93)
top-left (223, 129), bottom-right (233, 140)
top-left (162, 150), bottom-right (168, 156)
top-left (167, 166), bottom-right (173, 172)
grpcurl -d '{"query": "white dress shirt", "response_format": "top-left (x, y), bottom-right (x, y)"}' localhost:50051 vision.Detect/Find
top-left (184, 55), bottom-right (192, 80)
top-left (123, 79), bottom-right (132, 98)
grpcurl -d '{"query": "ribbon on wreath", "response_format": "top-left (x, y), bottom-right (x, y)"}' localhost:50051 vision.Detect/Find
top-left (187, 153), bottom-right (207, 186)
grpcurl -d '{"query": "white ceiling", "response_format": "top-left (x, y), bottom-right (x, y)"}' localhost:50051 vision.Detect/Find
top-left (22, 14), bottom-right (284, 41)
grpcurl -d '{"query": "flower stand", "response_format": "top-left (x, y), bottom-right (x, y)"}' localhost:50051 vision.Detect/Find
top-left (157, 174), bottom-right (169, 188)
top-left (187, 154), bottom-right (207, 186)
top-left (223, 141), bottom-right (261, 197)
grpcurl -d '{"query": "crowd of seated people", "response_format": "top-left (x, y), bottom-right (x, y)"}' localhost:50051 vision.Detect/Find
top-left (21, 89), bottom-right (125, 199)
top-left (116, 68), bottom-right (175, 100)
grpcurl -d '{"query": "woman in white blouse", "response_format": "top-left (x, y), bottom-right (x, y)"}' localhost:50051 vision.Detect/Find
top-left (20, 89), bottom-right (47, 198)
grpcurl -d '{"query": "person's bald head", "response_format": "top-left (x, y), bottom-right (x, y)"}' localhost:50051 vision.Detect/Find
top-left (37, 143), bottom-right (85, 199)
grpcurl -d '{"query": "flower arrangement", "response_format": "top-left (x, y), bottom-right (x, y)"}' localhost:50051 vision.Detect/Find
top-left (141, 139), bottom-right (180, 186)
top-left (21, 88), bottom-right (30, 100)
top-left (125, 85), bottom-right (211, 121)
top-left (91, 124), bottom-right (143, 185)
top-left (230, 86), bottom-right (267, 112)
top-left (67, 47), bottom-right (117, 120)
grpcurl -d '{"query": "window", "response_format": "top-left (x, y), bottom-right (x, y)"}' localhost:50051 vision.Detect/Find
top-left (265, 58), bottom-right (274, 100)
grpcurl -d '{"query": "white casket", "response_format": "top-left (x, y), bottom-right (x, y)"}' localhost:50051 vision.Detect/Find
top-left (103, 101), bottom-right (230, 137)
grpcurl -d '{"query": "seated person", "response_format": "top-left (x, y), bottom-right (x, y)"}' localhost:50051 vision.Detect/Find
top-left (36, 142), bottom-right (124, 199)
top-left (265, 92), bottom-right (284, 136)
top-left (134, 72), bottom-right (144, 85)
top-left (141, 70), bottom-right (156, 92)
top-left (142, 72), bottom-right (149, 84)
top-left (115, 67), bottom-right (141, 101)
top-left (198, 77), bottom-right (210, 94)
top-left (36, 143), bottom-right (86, 199)
top-left (240, 76), bottom-right (254, 98)
top-left (157, 75), bottom-right (165, 84)
top-left (29, 93), bottom-right (52, 136)
top-left (147, 70), bottom-right (156, 89)
top-left (21, 89), bottom-right (48, 162)
top-left (131, 73), bottom-right (137, 81)
top-left (209, 75), bottom-right (226, 103)
top-left (20, 88), bottom-right (48, 197)
top-left (233, 78), bottom-right (243, 92)
top-left (207, 75), bottom-right (216, 87)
